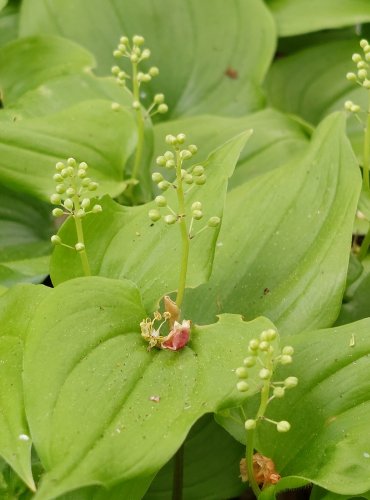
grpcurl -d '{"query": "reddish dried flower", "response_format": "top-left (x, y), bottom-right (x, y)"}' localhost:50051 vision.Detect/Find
top-left (161, 320), bottom-right (190, 350)
top-left (240, 453), bottom-right (281, 488)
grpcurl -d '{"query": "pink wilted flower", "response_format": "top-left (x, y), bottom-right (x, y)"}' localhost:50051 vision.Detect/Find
top-left (161, 320), bottom-right (191, 351)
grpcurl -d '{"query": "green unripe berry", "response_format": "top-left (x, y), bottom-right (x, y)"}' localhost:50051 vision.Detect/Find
top-left (55, 161), bottom-right (64, 171)
top-left (184, 174), bottom-right (193, 184)
top-left (188, 144), bottom-right (198, 154)
top-left (191, 201), bottom-right (202, 211)
top-left (133, 35), bottom-right (144, 45)
top-left (81, 198), bottom-right (91, 209)
top-left (75, 242), bottom-right (85, 252)
top-left (155, 195), bottom-right (167, 207)
top-left (152, 172), bottom-right (163, 183)
top-left (154, 93), bottom-right (165, 104)
top-left (158, 181), bottom-right (170, 191)
top-left (50, 193), bottom-right (62, 205)
top-left (92, 204), bottom-right (103, 214)
top-left (63, 198), bottom-right (74, 211)
top-left (192, 165), bottom-right (204, 176)
top-left (192, 210), bottom-right (203, 220)
top-left (243, 356), bottom-right (256, 367)
top-left (236, 381), bottom-right (249, 392)
top-left (88, 182), bottom-right (99, 191)
top-left (158, 103), bottom-right (168, 114)
top-left (282, 346), bottom-right (294, 355)
top-left (259, 368), bottom-right (271, 380)
top-left (176, 133), bottom-right (186, 144)
top-left (55, 184), bottom-right (66, 194)
top-left (277, 421), bottom-right (291, 433)
top-left (195, 174), bottom-right (206, 185)
top-left (244, 419), bottom-right (256, 430)
top-left (51, 235), bottom-right (62, 245)
top-left (164, 214), bottom-right (177, 225)
top-left (284, 376), bottom-right (298, 388)
top-left (149, 209), bottom-right (161, 222)
top-left (165, 160), bottom-right (175, 169)
top-left (280, 354), bottom-right (293, 365)
top-left (235, 367), bottom-right (248, 378)
top-left (165, 134), bottom-right (177, 145)
top-left (346, 72), bottom-right (357, 81)
top-left (273, 387), bottom-right (285, 398)
top-left (52, 208), bottom-right (64, 217)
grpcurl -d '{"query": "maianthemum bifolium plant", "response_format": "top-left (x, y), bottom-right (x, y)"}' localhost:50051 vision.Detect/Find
top-left (2, 1), bottom-right (370, 499)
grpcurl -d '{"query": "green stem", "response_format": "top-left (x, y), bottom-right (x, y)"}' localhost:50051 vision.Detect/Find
top-left (131, 62), bottom-right (145, 183)
top-left (175, 151), bottom-right (190, 310)
top-left (358, 93), bottom-right (370, 259)
top-left (73, 195), bottom-right (91, 276)
top-left (172, 445), bottom-right (184, 500)
top-left (359, 225), bottom-right (370, 260)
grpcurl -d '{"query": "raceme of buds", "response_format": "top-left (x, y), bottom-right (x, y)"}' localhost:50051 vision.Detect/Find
top-left (112, 34), bottom-right (168, 117)
top-left (345, 39), bottom-right (370, 111)
top-left (140, 311), bottom-right (191, 351)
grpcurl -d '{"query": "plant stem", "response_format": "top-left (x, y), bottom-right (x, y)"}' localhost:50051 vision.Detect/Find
top-left (172, 445), bottom-right (184, 500)
top-left (131, 61), bottom-right (145, 184)
top-left (363, 92), bottom-right (370, 190)
top-left (73, 195), bottom-right (91, 276)
top-left (358, 224), bottom-right (370, 260)
top-left (175, 151), bottom-right (190, 310)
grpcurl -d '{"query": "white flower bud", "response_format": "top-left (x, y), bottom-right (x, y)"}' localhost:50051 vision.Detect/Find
top-left (358, 69), bottom-right (367, 79)
top-left (164, 214), bottom-right (177, 225)
top-left (192, 210), bottom-right (203, 220)
top-left (63, 198), bottom-right (74, 211)
top-left (284, 376), bottom-right (298, 388)
top-left (346, 72), bottom-right (357, 81)
top-left (66, 166), bottom-right (74, 177)
top-left (51, 235), bottom-right (62, 245)
top-left (82, 178), bottom-right (92, 187)
top-left (76, 209), bottom-right (86, 218)
top-left (243, 356), bottom-right (256, 367)
top-left (119, 36), bottom-right (129, 45)
top-left (92, 204), bottom-right (102, 214)
top-left (88, 182), bottom-right (99, 191)
top-left (191, 201), bottom-right (202, 211)
top-left (50, 194), bottom-right (62, 205)
top-left (75, 242), bottom-right (85, 252)
top-left (81, 198), bottom-right (90, 209)
top-left (141, 49), bottom-right (151, 59)
top-left (282, 346), bottom-right (294, 355)
top-left (53, 173), bottom-right (63, 183)
top-left (344, 100), bottom-right (354, 110)
top-left (184, 174), bottom-right (193, 184)
top-left (66, 187), bottom-right (75, 196)
top-left (55, 184), bottom-right (66, 194)
top-left (236, 381), bottom-right (249, 392)
top-left (113, 50), bottom-right (122, 58)
top-left (244, 419), bottom-right (256, 430)
top-left (164, 151), bottom-right (174, 160)
top-left (149, 209), bottom-right (161, 222)
top-left (360, 39), bottom-right (369, 49)
top-left (165, 159), bottom-right (175, 169)
top-left (165, 134), bottom-right (177, 145)
top-left (277, 421), bottom-right (291, 432)
top-left (235, 367), bottom-right (248, 378)
top-left (207, 216), bottom-right (220, 228)
top-left (132, 100), bottom-right (140, 110)
top-left (152, 172), bottom-right (163, 183)
top-left (67, 158), bottom-right (76, 167)
top-left (111, 65), bottom-right (120, 75)
top-left (130, 54), bottom-right (139, 63)
top-left (111, 102), bottom-right (121, 111)
top-left (52, 208), bottom-right (64, 217)
top-left (280, 354), bottom-right (293, 365)
top-left (55, 161), bottom-right (64, 171)
top-left (133, 35), bottom-right (145, 45)
top-left (149, 66), bottom-right (159, 76)
top-left (158, 180), bottom-right (170, 191)
top-left (176, 133), bottom-right (186, 144)
top-left (188, 144), bottom-right (198, 154)
top-left (363, 79), bottom-right (370, 89)
top-left (195, 174), bottom-right (206, 185)
top-left (158, 103), bottom-right (168, 114)
top-left (273, 387), bottom-right (285, 398)
top-left (351, 104), bottom-right (361, 113)
top-left (248, 339), bottom-right (259, 351)
top-left (155, 195), bottom-right (167, 207)
top-left (352, 53), bottom-right (362, 63)
top-left (154, 93), bottom-right (165, 104)
top-left (192, 165), bottom-right (204, 176)
top-left (259, 341), bottom-right (270, 351)
top-left (259, 368), bottom-right (271, 380)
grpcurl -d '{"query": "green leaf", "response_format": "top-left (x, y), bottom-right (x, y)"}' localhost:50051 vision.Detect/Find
top-left (183, 112), bottom-right (361, 334)
top-left (19, 0), bottom-right (276, 117)
top-left (310, 485), bottom-right (370, 500)
top-left (144, 415), bottom-right (245, 500)
top-left (0, 0), bottom-right (20, 48)
top-left (153, 108), bottom-right (310, 188)
top-left (0, 36), bottom-right (95, 106)
top-left (265, 0), bottom-right (370, 37)
top-left (23, 277), bottom-right (275, 499)
top-left (0, 183), bottom-right (53, 287)
top-left (50, 131), bottom-right (250, 310)
top-left (0, 99), bottom-right (137, 200)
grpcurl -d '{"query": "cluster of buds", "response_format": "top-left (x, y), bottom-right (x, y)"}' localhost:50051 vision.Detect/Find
top-left (149, 133), bottom-right (221, 235)
top-left (345, 38), bottom-right (370, 113)
top-left (50, 158), bottom-right (102, 250)
top-left (140, 310), bottom-right (190, 351)
top-left (112, 35), bottom-right (168, 116)
top-left (236, 328), bottom-right (298, 433)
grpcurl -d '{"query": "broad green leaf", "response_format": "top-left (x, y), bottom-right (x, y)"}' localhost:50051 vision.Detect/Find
top-left (258, 477), bottom-right (310, 500)
top-left (19, 0), bottom-right (276, 117)
top-left (265, 0), bottom-right (370, 37)
top-left (253, 319), bottom-right (370, 494)
top-left (24, 277), bottom-right (275, 499)
top-left (0, 0), bottom-right (20, 48)
top-left (0, 183), bottom-right (52, 287)
top-left (310, 485), bottom-right (370, 500)
top-left (0, 36), bottom-right (95, 106)
top-left (50, 132), bottom-right (250, 310)
top-left (0, 337), bottom-right (34, 491)
top-left (0, 1), bottom-right (7, 11)
top-left (265, 39), bottom-right (365, 157)
top-left (145, 415), bottom-right (245, 500)
top-left (0, 99), bottom-right (137, 200)
top-left (183, 112), bottom-right (361, 334)
top-left (153, 108), bottom-right (310, 188)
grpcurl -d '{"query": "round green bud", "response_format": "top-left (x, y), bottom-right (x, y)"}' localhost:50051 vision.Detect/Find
top-left (66, 187), bottom-right (75, 196)
top-left (280, 354), bottom-right (293, 365)
top-left (158, 180), bottom-right (170, 191)
top-left (165, 159), bottom-right (175, 169)
top-left (148, 209), bottom-right (161, 222)
top-left (164, 214), bottom-right (177, 225)
top-left (133, 35), bottom-right (144, 45)
top-left (55, 184), bottom-right (66, 194)
top-left (53, 173), bottom-right (64, 183)
top-left (259, 368), bottom-right (271, 380)
top-left (67, 158), bottom-right (76, 167)
top-left (88, 182), bottom-right (99, 191)
top-left (152, 172), bottom-right (163, 183)
top-left (78, 169), bottom-right (87, 179)
top-left (191, 201), bottom-right (202, 211)
top-left (155, 195), bottom-right (167, 207)
top-left (165, 134), bottom-right (177, 145)
top-left (365, 45), bottom-right (370, 53)
top-left (119, 36), bottom-right (129, 45)
top-left (282, 346), bottom-right (294, 355)
top-left (154, 93), bottom-right (165, 104)
top-left (235, 367), bottom-right (248, 378)
top-left (55, 161), bottom-right (64, 171)
top-left (130, 54), bottom-right (139, 63)
top-left (357, 61), bottom-right (367, 69)
top-left (50, 193), bottom-right (62, 205)
top-left (273, 387), bottom-right (285, 398)
top-left (111, 102), bottom-right (121, 111)
top-left (184, 174), bottom-right (193, 184)
top-left (118, 44), bottom-right (127, 53)
top-left (363, 79), bottom-right (370, 89)
top-left (248, 339), bottom-right (259, 351)
top-left (79, 161), bottom-right (88, 170)
top-left (82, 177), bottom-right (92, 186)
top-left (92, 204), bottom-right (103, 214)
top-left (66, 166), bottom-right (74, 177)
top-left (75, 242), bottom-right (85, 252)
top-left (180, 149), bottom-right (192, 160)
top-left (164, 151), bottom-right (174, 160)
top-left (358, 69), bottom-right (367, 79)
top-left (243, 356), bottom-right (256, 367)
top-left (277, 420), bottom-right (291, 433)
top-left (192, 210), bottom-right (203, 220)
top-left (158, 103), bottom-right (168, 114)
top-left (180, 169), bottom-right (187, 178)
top-left (351, 104), bottom-right (361, 113)
top-left (156, 156), bottom-right (166, 166)
top-left (132, 46), bottom-right (141, 56)
top-left (263, 328), bottom-right (277, 341)
top-left (61, 168), bottom-right (69, 178)
top-left (113, 50), bottom-right (122, 58)
top-left (137, 71), bottom-right (145, 82)
top-left (195, 174), bottom-right (206, 185)
top-left (360, 39), bottom-right (369, 48)
top-left (52, 208), bottom-right (64, 217)
top-left (366, 53), bottom-right (370, 62)
top-left (176, 133), bottom-right (186, 144)
top-left (63, 198), bottom-right (74, 211)
top-left (76, 209), bottom-right (86, 218)
top-left (149, 66), bottom-right (159, 76)
top-left (284, 376), bottom-right (298, 388)
top-left (344, 100), bottom-right (353, 110)
top-left (81, 198), bottom-right (91, 209)
top-left (192, 165), bottom-right (205, 176)
top-left (346, 72), bottom-right (357, 81)
top-left (259, 341), bottom-right (270, 351)
top-left (244, 419), bottom-right (256, 430)
top-left (352, 53), bottom-right (362, 63)
top-left (142, 73), bottom-right (151, 82)
top-left (51, 235), bottom-right (62, 245)
top-left (132, 100), bottom-right (140, 110)
top-left (236, 380), bottom-right (249, 392)
top-left (141, 48), bottom-right (151, 59)
top-left (111, 65), bottom-right (120, 75)
top-left (188, 144), bottom-right (198, 154)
